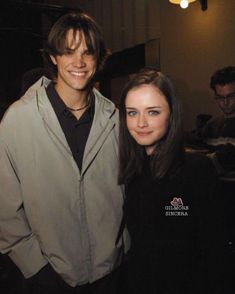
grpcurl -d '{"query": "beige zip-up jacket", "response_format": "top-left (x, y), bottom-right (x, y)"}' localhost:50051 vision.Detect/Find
top-left (0, 78), bottom-right (129, 287)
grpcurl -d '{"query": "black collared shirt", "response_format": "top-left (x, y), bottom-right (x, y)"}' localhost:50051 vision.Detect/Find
top-left (46, 82), bottom-right (95, 171)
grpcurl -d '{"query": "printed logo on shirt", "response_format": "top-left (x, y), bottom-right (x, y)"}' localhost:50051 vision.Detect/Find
top-left (170, 197), bottom-right (183, 207)
top-left (165, 197), bottom-right (189, 217)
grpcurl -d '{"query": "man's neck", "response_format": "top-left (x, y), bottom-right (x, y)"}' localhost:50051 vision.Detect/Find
top-left (54, 83), bottom-right (91, 110)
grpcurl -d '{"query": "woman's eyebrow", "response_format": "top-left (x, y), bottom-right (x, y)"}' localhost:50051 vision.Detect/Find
top-left (126, 106), bottom-right (161, 109)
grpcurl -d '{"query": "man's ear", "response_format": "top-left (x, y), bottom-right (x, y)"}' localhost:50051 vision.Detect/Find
top-left (50, 55), bottom-right (57, 65)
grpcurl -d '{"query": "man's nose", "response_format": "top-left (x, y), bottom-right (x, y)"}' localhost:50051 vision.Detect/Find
top-left (73, 52), bottom-right (85, 66)
top-left (222, 97), bottom-right (229, 105)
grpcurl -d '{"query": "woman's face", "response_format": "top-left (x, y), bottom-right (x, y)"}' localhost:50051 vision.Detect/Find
top-left (125, 84), bottom-right (171, 155)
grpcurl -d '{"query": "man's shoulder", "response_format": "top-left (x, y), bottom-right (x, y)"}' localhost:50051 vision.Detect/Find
top-left (1, 78), bottom-right (50, 126)
top-left (185, 152), bottom-right (211, 167)
top-left (92, 88), bottom-right (118, 118)
top-left (21, 76), bottom-right (51, 103)
top-left (92, 88), bottom-right (114, 105)
top-left (206, 115), bottom-right (224, 126)
top-left (201, 115), bottom-right (224, 138)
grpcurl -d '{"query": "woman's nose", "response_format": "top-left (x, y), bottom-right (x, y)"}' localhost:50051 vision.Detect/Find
top-left (137, 114), bottom-right (148, 127)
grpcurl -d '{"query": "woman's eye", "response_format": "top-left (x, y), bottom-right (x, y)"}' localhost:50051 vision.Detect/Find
top-left (127, 111), bottom-right (137, 117)
top-left (148, 110), bottom-right (159, 116)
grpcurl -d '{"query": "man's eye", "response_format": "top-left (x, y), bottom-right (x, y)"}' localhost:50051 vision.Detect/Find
top-left (64, 49), bottom-right (74, 55)
top-left (84, 50), bottom-right (94, 56)
top-left (215, 92), bottom-right (235, 100)
top-left (227, 92), bottom-right (235, 99)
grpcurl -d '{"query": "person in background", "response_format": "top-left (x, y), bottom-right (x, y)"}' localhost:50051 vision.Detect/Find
top-left (201, 66), bottom-right (235, 180)
top-left (118, 67), bottom-right (226, 294)
top-left (189, 66), bottom-right (235, 249)
top-left (0, 11), bottom-right (129, 294)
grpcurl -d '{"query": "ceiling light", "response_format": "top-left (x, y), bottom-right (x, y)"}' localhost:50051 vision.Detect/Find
top-left (169, 0), bottom-right (197, 9)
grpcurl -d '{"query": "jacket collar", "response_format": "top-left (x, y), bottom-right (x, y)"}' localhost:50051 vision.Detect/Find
top-left (81, 88), bottom-right (117, 174)
top-left (36, 78), bottom-right (117, 175)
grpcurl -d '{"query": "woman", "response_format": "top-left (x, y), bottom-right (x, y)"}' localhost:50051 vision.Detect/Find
top-left (118, 67), bottom-right (226, 294)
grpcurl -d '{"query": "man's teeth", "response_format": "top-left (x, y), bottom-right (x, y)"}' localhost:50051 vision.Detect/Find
top-left (71, 71), bottom-right (86, 76)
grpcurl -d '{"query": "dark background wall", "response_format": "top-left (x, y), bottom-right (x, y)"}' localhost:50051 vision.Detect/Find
top-left (0, 3), bottom-right (43, 103)
top-left (1, 0), bottom-right (235, 130)
top-left (0, 2), bottom-right (78, 105)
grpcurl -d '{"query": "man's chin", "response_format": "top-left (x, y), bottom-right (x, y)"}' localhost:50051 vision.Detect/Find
top-left (79, 77), bottom-right (95, 91)
top-left (223, 111), bottom-right (235, 117)
top-left (75, 82), bottom-right (93, 92)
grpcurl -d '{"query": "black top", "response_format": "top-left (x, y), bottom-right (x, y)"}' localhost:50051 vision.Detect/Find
top-left (202, 116), bottom-right (235, 139)
top-left (186, 115), bottom-right (235, 175)
top-left (124, 152), bottom-right (226, 294)
top-left (221, 116), bottom-right (235, 138)
top-left (46, 82), bottom-right (94, 170)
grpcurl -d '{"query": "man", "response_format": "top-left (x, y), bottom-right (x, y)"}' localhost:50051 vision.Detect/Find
top-left (198, 66), bottom-right (235, 252)
top-left (0, 12), bottom-right (129, 294)
top-left (201, 66), bottom-right (235, 180)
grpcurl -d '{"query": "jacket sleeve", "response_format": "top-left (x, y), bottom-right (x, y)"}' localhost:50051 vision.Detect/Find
top-left (0, 137), bottom-right (48, 278)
